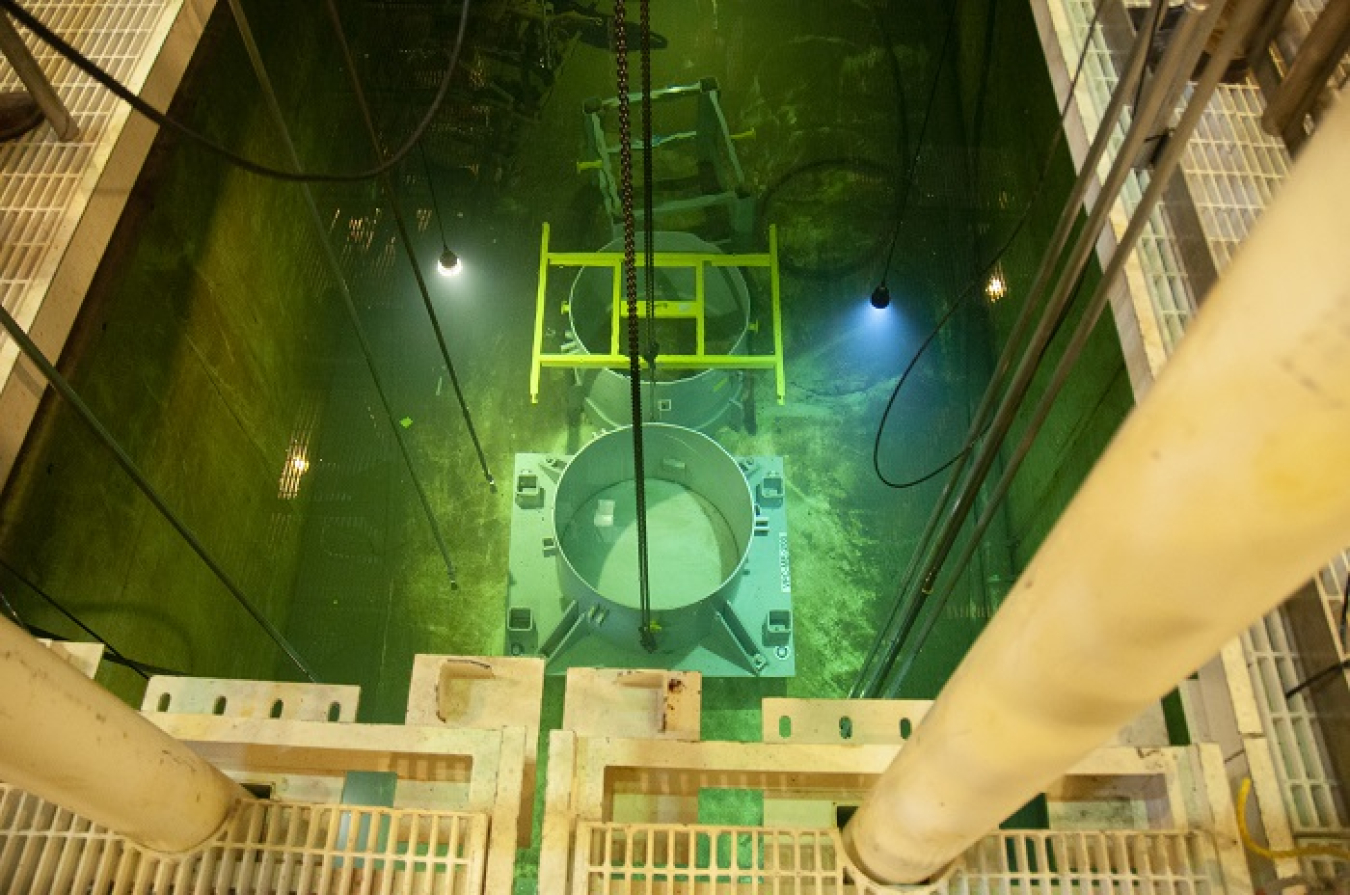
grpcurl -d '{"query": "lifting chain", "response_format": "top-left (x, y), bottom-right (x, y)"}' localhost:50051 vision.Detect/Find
top-left (614, 0), bottom-right (658, 652)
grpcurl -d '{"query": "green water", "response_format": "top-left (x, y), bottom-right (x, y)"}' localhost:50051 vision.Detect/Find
top-left (0, 0), bottom-right (1127, 778)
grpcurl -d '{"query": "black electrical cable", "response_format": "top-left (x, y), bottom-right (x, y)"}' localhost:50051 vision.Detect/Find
top-left (1285, 658), bottom-right (1350, 701)
top-left (223, 0), bottom-right (466, 593)
top-left (0, 0), bottom-right (470, 184)
top-left (1283, 573), bottom-right (1350, 700)
top-left (0, 556), bottom-right (167, 681)
top-left (419, 138), bottom-right (455, 254)
top-left (758, 10), bottom-right (909, 283)
top-left (875, 0), bottom-right (960, 291)
top-left (872, 0), bottom-right (1106, 489)
top-left (20, 622), bottom-right (184, 678)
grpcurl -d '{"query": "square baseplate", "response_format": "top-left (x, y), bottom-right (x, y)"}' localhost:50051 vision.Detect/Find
top-left (504, 451), bottom-right (794, 677)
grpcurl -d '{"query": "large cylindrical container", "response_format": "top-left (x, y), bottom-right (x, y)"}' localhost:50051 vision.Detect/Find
top-left (568, 232), bottom-right (750, 433)
top-left (553, 425), bottom-right (755, 653)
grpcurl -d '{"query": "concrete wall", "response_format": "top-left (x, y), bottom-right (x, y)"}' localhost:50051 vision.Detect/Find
top-left (0, 4), bottom-right (355, 700)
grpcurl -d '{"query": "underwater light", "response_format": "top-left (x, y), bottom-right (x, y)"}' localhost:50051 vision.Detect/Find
top-left (438, 247), bottom-right (462, 277)
top-left (985, 272), bottom-right (1007, 301)
top-left (870, 284), bottom-right (891, 309)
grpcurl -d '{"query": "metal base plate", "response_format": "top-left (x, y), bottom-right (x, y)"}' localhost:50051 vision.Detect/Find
top-left (505, 451), bottom-right (794, 677)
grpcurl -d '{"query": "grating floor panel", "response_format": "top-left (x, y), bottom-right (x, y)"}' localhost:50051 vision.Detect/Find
top-left (571, 824), bottom-right (1237, 895)
top-left (1241, 613), bottom-right (1346, 835)
top-left (1239, 566), bottom-right (1350, 883)
top-left (1180, 84), bottom-right (1291, 271)
top-left (1054, 0), bottom-right (1199, 355)
top-left (0, 0), bottom-right (186, 387)
top-left (0, 784), bottom-right (489, 895)
top-left (1050, 0), bottom-right (1306, 357)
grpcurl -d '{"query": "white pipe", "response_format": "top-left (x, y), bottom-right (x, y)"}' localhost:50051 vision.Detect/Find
top-left (0, 618), bottom-right (243, 852)
top-left (844, 96), bottom-right (1350, 884)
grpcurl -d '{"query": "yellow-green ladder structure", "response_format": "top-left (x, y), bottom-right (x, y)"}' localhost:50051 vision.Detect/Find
top-left (529, 223), bottom-right (786, 405)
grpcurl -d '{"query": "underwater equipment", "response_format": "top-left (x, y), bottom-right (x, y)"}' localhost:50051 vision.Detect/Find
top-left (579, 78), bottom-right (754, 246)
top-left (511, 6), bottom-right (792, 673)
top-left (858, 0), bottom-right (1249, 700)
top-left (323, 0), bottom-right (496, 491)
top-left (504, 425), bottom-right (793, 676)
top-left (421, 139), bottom-right (465, 278)
top-left (438, 248), bottom-right (462, 277)
top-left (553, 0), bottom-right (669, 51)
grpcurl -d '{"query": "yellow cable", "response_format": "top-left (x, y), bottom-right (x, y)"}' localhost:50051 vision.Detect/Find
top-left (1237, 778), bottom-right (1350, 863)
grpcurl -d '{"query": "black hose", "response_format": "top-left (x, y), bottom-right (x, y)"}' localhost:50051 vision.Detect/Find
top-left (871, 0), bottom-right (1106, 490)
top-left (0, 556), bottom-right (173, 680)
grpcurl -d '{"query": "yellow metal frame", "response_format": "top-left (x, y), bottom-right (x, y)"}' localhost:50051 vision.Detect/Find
top-left (530, 223), bottom-right (786, 404)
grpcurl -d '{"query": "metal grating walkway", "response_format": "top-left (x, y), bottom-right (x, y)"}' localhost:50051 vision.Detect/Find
top-left (1042, 0), bottom-right (1307, 365)
top-left (0, 784), bottom-right (490, 895)
top-left (0, 0), bottom-right (213, 481)
top-left (571, 824), bottom-right (1240, 895)
top-left (1239, 550), bottom-right (1350, 880)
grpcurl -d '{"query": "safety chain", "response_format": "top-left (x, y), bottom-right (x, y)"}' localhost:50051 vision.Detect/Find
top-left (614, 0), bottom-right (657, 652)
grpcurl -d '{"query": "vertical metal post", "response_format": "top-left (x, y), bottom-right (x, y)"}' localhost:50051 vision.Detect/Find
top-left (0, 11), bottom-right (78, 139)
top-left (531, 223), bottom-right (552, 403)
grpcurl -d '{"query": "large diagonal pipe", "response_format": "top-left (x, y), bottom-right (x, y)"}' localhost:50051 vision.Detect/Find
top-left (0, 618), bottom-right (244, 852)
top-left (843, 93), bottom-right (1350, 884)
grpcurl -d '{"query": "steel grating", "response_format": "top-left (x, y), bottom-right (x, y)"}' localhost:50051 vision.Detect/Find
top-left (570, 824), bottom-right (1237, 895)
top-left (0, 0), bottom-right (184, 365)
top-left (1052, 0), bottom-right (1199, 355)
top-left (0, 784), bottom-right (490, 895)
top-left (1238, 547), bottom-right (1350, 882)
top-left (1049, 0), bottom-right (1303, 358)
top-left (1241, 612), bottom-right (1346, 835)
top-left (1238, 558), bottom-right (1350, 886)
top-left (1180, 85), bottom-right (1291, 271)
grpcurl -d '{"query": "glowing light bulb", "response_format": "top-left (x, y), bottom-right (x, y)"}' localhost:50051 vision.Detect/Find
top-left (870, 284), bottom-right (891, 309)
top-left (438, 248), bottom-right (462, 277)
top-left (985, 273), bottom-right (1007, 301)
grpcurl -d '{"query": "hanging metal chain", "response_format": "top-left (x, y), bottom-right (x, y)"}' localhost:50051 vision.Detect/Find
top-left (614, 0), bottom-right (657, 652)
top-left (640, 0), bottom-right (657, 378)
